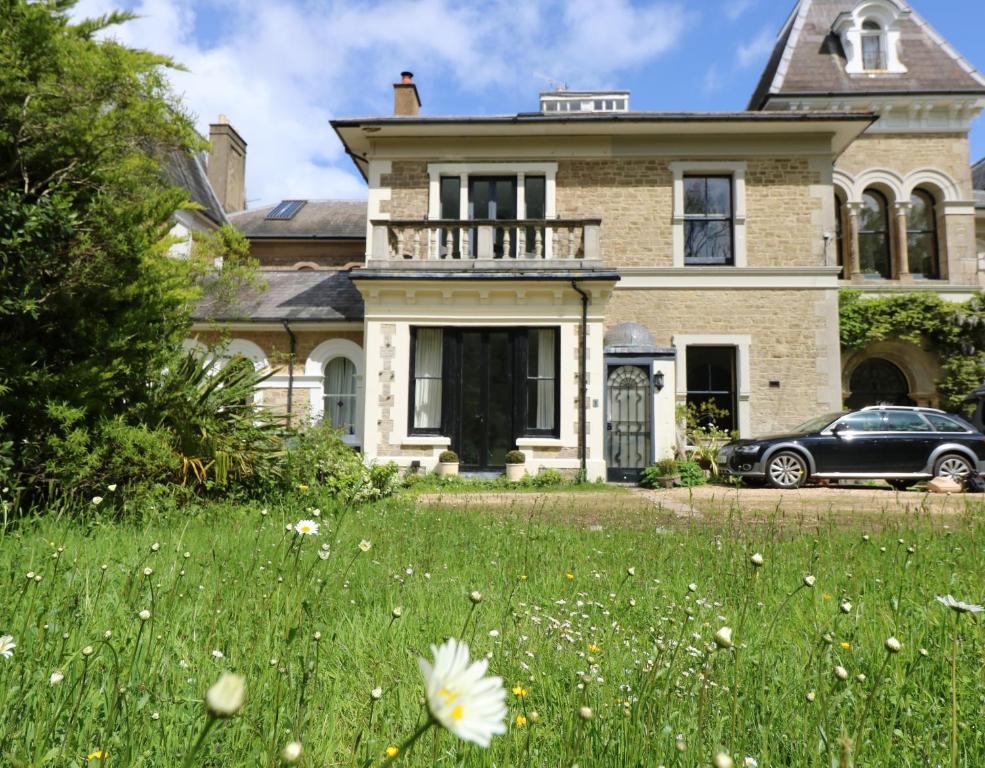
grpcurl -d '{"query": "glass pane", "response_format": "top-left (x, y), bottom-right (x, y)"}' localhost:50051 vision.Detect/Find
top-left (859, 233), bottom-right (891, 278)
top-left (527, 329), bottom-right (556, 431)
top-left (440, 177), bottom-right (460, 219)
top-left (908, 192), bottom-right (933, 231)
top-left (862, 34), bottom-right (885, 69)
top-left (706, 178), bottom-right (731, 216)
top-left (684, 177), bottom-right (706, 215)
top-left (525, 177), bottom-right (545, 219)
top-left (926, 414), bottom-right (969, 433)
top-left (685, 220), bottom-right (733, 265)
top-left (838, 412), bottom-right (885, 432)
top-left (885, 411), bottom-right (932, 432)
top-left (908, 233), bottom-right (937, 277)
top-left (859, 192), bottom-right (887, 233)
top-left (413, 329), bottom-right (443, 429)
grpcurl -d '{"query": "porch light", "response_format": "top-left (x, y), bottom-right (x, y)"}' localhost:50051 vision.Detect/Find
top-left (654, 371), bottom-right (665, 392)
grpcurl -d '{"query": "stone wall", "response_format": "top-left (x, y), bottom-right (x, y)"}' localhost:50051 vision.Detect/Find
top-left (379, 162), bottom-right (429, 219)
top-left (836, 133), bottom-right (972, 189)
top-left (250, 240), bottom-right (364, 269)
top-left (606, 288), bottom-right (842, 435)
top-left (190, 330), bottom-right (363, 375)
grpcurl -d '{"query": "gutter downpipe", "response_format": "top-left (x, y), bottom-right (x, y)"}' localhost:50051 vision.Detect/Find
top-left (571, 280), bottom-right (589, 480)
top-left (281, 319), bottom-right (297, 428)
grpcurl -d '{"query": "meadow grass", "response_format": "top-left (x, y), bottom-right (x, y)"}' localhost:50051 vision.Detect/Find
top-left (1, 489), bottom-right (984, 767)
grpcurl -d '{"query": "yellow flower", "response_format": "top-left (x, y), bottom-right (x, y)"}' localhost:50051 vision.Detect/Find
top-left (385, 746), bottom-right (400, 758)
top-left (515, 714), bottom-right (528, 727)
top-left (87, 752), bottom-right (108, 761)
top-left (511, 685), bottom-right (528, 698)
top-left (298, 484), bottom-right (309, 492)
top-left (588, 643), bottom-right (601, 654)
top-left (519, 575), bottom-right (528, 581)
top-left (565, 573), bottom-right (574, 581)
top-left (822, 593), bottom-right (833, 601)
top-left (840, 642), bottom-right (851, 651)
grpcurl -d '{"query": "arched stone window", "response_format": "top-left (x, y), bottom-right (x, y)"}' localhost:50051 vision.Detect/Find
top-left (907, 189), bottom-right (939, 279)
top-left (859, 189), bottom-right (892, 279)
top-left (324, 357), bottom-right (357, 435)
top-left (861, 20), bottom-right (887, 70)
top-left (834, 191), bottom-right (846, 276)
top-left (846, 358), bottom-right (915, 409)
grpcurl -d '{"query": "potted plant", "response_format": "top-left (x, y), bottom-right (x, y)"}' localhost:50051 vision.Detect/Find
top-left (641, 458), bottom-right (680, 489)
top-left (436, 450), bottom-right (459, 477)
top-left (505, 450), bottom-right (527, 482)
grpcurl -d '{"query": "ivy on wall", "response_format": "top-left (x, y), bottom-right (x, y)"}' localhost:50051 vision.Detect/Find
top-left (839, 290), bottom-right (985, 410)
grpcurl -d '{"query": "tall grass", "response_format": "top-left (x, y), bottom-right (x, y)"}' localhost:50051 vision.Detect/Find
top-left (0, 491), bottom-right (983, 766)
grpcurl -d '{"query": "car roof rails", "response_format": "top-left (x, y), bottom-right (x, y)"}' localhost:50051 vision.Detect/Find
top-left (859, 405), bottom-right (946, 414)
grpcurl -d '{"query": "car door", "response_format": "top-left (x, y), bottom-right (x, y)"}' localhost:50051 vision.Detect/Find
top-left (881, 411), bottom-right (934, 472)
top-left (810, 411), bottom-right (885, 473)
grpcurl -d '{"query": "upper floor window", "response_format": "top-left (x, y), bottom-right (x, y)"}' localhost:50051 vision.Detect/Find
top-left (859, 189), bottom-right (892, 279)
top-left (907, 189), bottom-right (939, 279)
top-left (861, 20), bottom-right (887, 70)
top-left (683, 176), bottom-right (734, 266)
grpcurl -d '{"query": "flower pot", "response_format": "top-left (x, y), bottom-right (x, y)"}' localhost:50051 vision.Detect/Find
top-left (505, 463), bottom-right (526, 482)
top-left (436, 461), bottom-right (459, 478)
top-left (656, 475), bottom-right (679, 489)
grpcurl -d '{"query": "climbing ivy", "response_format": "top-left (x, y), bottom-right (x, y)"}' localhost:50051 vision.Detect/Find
top-left (839, 289), bottom-right (985, 410)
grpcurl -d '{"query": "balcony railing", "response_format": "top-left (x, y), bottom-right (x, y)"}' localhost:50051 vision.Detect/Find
top-left (369, 218), bottom-right (601, 264)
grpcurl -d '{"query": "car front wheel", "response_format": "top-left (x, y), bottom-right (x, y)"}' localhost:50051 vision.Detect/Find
top-left (766, 451), bottom-right (808, 489)
top-left (934, 454), bottom-right (973, 483)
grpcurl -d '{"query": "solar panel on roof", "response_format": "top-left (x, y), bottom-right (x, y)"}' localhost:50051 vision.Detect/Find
top-left (265, 200), bottom-right (307, 220)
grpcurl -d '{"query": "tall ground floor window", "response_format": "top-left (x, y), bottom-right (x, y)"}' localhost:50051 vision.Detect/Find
top-left (324, 357), bottom-right (357, 435)
top-left (685, 346), bottom-right (737, 433)
top-left (409, 326), bottom-right (560, 467)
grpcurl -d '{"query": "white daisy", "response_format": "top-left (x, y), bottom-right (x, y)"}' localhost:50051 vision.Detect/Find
top-left (205, 671), bottom-right (245, 717)
top-left (50, 670), bottom-right (64, 685)
top-left (294, 520), bottom-right (319, 536)
top-left (358, 540), bottom-right (372, 552)
top-left (418, 638), bottom-right (507, 747)
top-left (0, 635), bottom-right (15, 659)
top-left (936, 595), bottom-right (984, 614)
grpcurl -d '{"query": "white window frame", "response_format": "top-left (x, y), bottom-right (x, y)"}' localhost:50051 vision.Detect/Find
top-left (305, 339), bottom-right (364, 446)
top-left (427, 162), bottom-right (558, 258)
top-left (834, 1), bottom-right (908, 75)
top-left (673, 334), bottom-right (752, 439)
top-left (670, 161), bottom-right (747, 268)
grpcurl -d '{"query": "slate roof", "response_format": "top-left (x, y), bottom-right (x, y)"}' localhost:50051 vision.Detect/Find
top-left (974, 157), bottom-right (985, 191)
top-left (164, 150), bottom-right (228, 226)
top-left (192, 270), bottom-right (364, 322)
top-left (749, 0), bottom-right (985, 109)
top-left (230, 200), bottom-right (367, 239)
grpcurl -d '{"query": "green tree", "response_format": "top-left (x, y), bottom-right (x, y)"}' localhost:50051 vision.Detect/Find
top-left (0, 1), bottom-right (243, 489)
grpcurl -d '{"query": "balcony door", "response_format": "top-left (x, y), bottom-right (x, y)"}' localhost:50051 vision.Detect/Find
top-left (468, 177), bottom-right (517, 258)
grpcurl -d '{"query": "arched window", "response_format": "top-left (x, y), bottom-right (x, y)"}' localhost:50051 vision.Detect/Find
top-left (907, 189), bottom-right (939, 279)
top-left (846, 358), bottom-right (915, 409)
top-left (858, 190), bottom-right (892, 279)
top-left (861, 20), bottom-right (886, 70)
top-left (324, 357), bottom-right (357, 434)
top-left (834, 192), bottom-right (845, 277)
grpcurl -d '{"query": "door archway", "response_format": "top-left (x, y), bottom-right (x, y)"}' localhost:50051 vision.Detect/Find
top-left (846, 358), bottom-right (915, 409)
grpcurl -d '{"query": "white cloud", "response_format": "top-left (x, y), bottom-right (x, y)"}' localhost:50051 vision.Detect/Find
top-left (703, 64), bottom-right (722, 94)
top-left (71, 0), bottom-right (690, 207)
top-left (736, 27), bottom-right (775, 68)
top-left (725, 0), bottom-right (756, 22)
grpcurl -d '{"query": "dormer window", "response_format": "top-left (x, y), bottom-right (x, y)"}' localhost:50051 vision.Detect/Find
top-left (861, 20), bottom-right (887, 70)
top-left (834, 1), bottom-right (909, 76)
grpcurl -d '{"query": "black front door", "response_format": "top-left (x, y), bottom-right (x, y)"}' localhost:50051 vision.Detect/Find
top-left (457, 330), bottom-right (514, 469)
top-left (606, 365), bottom-right (653, 482)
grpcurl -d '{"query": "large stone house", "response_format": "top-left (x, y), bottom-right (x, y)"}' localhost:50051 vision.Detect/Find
top-left (188, 0), bottom-right (985, 482)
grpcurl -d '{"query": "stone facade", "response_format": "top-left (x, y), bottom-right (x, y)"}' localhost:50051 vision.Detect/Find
top-left (249, 240), bottom-right (364, 270)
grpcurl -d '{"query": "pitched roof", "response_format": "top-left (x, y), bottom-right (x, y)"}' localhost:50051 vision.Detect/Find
top-left (192, 270), bottom-right (365, 322)
top-left (973, 157), bottom-right (985, 191)
top-left (230, 200), bottom-right (367, 239)
top-left (749, 0), bottom-right (985, 109)
top-left (164, 150), bottom-right (228, 226)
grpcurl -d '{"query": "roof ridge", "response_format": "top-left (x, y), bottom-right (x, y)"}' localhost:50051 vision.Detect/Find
top-left (769, 0), bottom-right (814, 100)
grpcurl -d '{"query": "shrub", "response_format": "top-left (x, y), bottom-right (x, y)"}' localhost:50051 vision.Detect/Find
top-left (438, 450), bottom-right (459, 463)
top-left (505, 450), bottom-right (526, 465)
top-left (676, 459), bottom-right (707, 488)
top-left (529, 468), bottom-right (565, 488)
top-left (640, 459), bottom-right (680, 489)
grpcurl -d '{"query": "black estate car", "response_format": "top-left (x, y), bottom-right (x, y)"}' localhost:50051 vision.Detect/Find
top-left (718, 406), bottom-right (985, 490)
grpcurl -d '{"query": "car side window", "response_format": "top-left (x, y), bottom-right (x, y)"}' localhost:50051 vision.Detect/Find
top-left (836, 412), bottom-right (885, 432)
top-left (925, 414), bottom-right (969, 433)
top-left (884, 411), bottom-right (932, 432)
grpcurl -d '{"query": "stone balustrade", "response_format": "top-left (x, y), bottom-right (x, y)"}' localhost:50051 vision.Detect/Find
top-left (370, 218), bottom-right (601, 264)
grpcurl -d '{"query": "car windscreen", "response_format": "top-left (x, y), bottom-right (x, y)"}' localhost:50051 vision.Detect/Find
top-left (790, 413), bottom-right (844, 434)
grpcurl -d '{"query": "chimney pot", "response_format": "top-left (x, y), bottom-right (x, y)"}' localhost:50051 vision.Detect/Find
top-left (401, 71), bottom-right (414, 84)
top-left (393, 71), bottom-right (421, 117)
top-left (207, 117), bottom-right (247, 213)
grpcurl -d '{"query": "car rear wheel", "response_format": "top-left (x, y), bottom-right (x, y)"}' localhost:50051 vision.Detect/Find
top-left (934, 454), bottom-right (973, 483)
top-left (766, 451), bottom-right (808, 489)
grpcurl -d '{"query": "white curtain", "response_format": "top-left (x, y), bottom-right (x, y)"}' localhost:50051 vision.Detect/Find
top-left (324, 357), bottom-right (357, 433)
top-left (535, 329), bottom-right (556, 430)
top-left (414, 329), bottom-right (443, 429)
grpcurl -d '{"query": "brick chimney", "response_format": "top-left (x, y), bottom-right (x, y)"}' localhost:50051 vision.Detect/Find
top-left (393, 71), bottom-right (421, 117)
top-left (207, 115), bottom-right (247, 213)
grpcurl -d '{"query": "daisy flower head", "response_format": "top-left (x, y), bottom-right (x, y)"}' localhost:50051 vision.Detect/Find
top-left (714, 754), bottom-right (735, 768)
top-left (885, 637), bottom-right (902, 654)
top-left (359, 540), bottom-right (372, 553)
top-left (281, 742), bottom-right (303, 764)
top-left (294, 519), bottom-right (319, 536)
top-left (91, 496), bottom-right (103, 506)
top-left (418, 638), bottom-right (507, 747)
top-left (0, 635), bottom-right (15, 659)
top-left (714, 626), bottom-right (733, 650)
top-left (50, 670), bottom-right (64, 685)
top-left (750, 552), bottom-right (764, 568)
top-left (205, 671), bottom-right (245, 718)
top-left (936, 595), bottom-right (984, 614)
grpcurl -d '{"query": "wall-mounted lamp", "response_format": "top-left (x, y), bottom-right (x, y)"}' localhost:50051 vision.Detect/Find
top-left (654, 370), bottom-right (665, 392)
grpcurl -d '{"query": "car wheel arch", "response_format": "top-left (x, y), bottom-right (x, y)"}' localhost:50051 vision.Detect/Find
top-left (761, 443), bottom-right (816, 476)
top-left (925, 444), bottom-right (978, 474)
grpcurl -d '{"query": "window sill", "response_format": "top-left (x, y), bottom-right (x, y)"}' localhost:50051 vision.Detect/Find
top-left (516, 437), bottom-right (564, 448)
top-left (401, 436), bottom-right (451, 447)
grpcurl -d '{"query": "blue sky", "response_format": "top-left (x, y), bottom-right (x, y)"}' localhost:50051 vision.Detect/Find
top-left (73, 0), bottom-right (985, 207)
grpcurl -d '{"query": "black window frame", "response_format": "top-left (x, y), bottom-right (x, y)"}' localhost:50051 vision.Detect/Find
top-left (683, 175), bottom-right (735, 267)
top-left (408, 327), bottom-right (448, 437)
top-left (519, 327), bottom-right (561, 437)
top-left (685, 345), bottom-right (738, 434)
top-left (907, 189), bottom-right (940, 279)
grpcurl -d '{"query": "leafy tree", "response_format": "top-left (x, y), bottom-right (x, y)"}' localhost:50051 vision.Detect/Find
top-left (840, 290), bottom-right (985, 410)
top-left (0, 1), bottom-right (258, 493)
